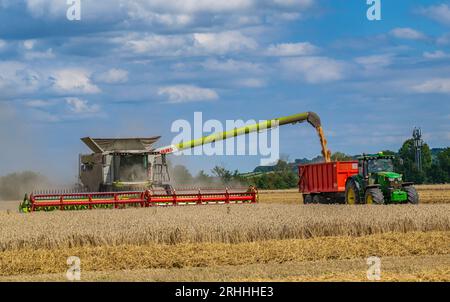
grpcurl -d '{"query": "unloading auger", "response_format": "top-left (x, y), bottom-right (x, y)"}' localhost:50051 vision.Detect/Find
top-left (20, 111), bottom-right (330, 212)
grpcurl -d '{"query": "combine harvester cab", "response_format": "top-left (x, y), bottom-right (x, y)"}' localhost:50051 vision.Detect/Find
top-left (20, 111), bottom-right (330, 212)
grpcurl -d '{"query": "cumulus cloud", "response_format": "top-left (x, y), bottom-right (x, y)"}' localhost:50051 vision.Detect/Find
top-left (158, 85), bottom-right (219, 103)
top-left (66, 97), bottom-right (100, 114)
top-left (50, 69), bottom-right (100, 94)
top-left (18, 0), bottom-right (314, 32)
top-left (23, 39), bottom-right (35, 50)
top-left (419, 4), bottom-right (450, 26)
top-left (25, 99), bottom-right (54, 108)
top-left (265, 42), bottom-right (318, 56)
top-left (24, 48), bottom-right (55, 60)
top-left (237, 78), bottom-right (266, 88)
top-left (0, 61), bottom-right (41, 96)
top-left (201, 58), bottom-right (262, 73)
top-left (412, 78), bottom-right (450, 94)
top-left (280, 56), bottom-right (346, 83)
top-left (95, 68), bottom-right (129, 84)
top-left (193, 31), bottom-right (257, 54)
top-left (423, 50), bottom-right (450, 59)
top-left (119, 30), bottom-right (257, 56)
top-left (355, 54), bottom-right (393, 70)
top-left (390, 27), bottom-right (426, 40)
top-left (119, 33), bottom-right (188, 55)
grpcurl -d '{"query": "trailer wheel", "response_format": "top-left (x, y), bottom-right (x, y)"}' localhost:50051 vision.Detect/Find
top-left (364, 188), bottom-right (384, 205)
top-left (404, 186), bottom-right (419, 204)
top-left (345, 180), bottom-right (360, 205)
top-left (312, 195), bottom-right (322, 204)
top-left (303, 194), bottom-right (312, 204)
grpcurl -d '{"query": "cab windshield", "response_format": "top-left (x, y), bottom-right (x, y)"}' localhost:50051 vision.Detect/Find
top-left (368, 158), bottom-right (394, 173)
top-left (118, 154), bottom-right (148, 181)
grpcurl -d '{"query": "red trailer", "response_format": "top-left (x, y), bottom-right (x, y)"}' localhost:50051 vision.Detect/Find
top-left (298, 161), bottom-right (359, 204)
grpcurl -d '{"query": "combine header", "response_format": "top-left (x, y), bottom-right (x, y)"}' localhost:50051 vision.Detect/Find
top-left (22, 188), bottom-right (258, 212)
top-left (20, 111), bottom-right (329, 212)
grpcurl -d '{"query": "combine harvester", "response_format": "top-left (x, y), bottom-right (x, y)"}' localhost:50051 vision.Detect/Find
top-left (20, 112), bottom-right (331, 212)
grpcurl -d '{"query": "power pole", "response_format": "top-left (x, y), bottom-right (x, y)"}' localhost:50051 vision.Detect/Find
top-left (412, 128), bottom-right (423, 172)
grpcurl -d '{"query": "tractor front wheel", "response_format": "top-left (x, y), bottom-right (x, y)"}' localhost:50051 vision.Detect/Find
top-left (404, 186), bottom-right (419, 204)
top-left (345, 180), bottom-right (360, 205)
top-left (364, 188), bottom-right (384, 205)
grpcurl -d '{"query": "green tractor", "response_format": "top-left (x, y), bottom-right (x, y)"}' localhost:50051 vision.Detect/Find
top-left (345, 153), bottom-right (419, 205)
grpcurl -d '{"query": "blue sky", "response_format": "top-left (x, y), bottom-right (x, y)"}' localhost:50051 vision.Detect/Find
top-left (0, 0), bottom-right (449, 183)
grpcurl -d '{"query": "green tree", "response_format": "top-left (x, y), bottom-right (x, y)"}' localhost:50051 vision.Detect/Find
top-left (428, 148), bottom-right (450, 183)
top-left (331, 152), bottom-right (354, 161)
top-left (211, 166), bottom-right (233, 185)
top-left (397, 139), bottom-right (432, 184)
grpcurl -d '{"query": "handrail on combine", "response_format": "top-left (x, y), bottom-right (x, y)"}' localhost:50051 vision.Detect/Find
top-left (23, 188), bottom-right (258, 212)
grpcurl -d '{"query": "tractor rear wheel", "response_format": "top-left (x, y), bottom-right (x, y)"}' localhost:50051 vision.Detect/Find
top-left (404, 186), bottom-right (419, 204)
top-left (364, 188), bottom-right (384, 205)
top-left (303, 194), bottom-right (312, 204)
top-left (345, 180), bottom-right (360, 205)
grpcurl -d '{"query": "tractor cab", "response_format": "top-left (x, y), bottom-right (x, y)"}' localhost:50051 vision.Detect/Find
top-left (358, 153), bottom-right (397, 185)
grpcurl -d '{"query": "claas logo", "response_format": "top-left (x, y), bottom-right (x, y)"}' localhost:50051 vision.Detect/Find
top-left (159, 147), bottom-right (173, 154)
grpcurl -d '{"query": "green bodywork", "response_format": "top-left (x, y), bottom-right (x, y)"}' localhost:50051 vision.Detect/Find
top-left (348, 153), bottom-right (411, 204)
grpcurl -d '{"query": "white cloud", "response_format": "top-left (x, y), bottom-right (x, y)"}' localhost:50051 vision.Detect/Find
top-left (25, 99), bottom-right (54, 108)
top-left (0, 61), bottom-right (41, 95)
top-left (24, 48), bottom-right (55, 60)
top-left (390, 27), bottom-right (426, 40)
top-left (412, 78), bottom-right (450, 94)
top-left (130, 0), bottom-right (254, 14)
top-left (119, 31), bottom-right (257, 56)
top-left (118, 33), bottom-right (188, 55)
top-left (265, 42), bottom-right (318, 56)
top-left (66, 97), bottom-right (100, 114)
top-left (237, 78), bottom-right (266, 88)
top-left (95, 68), bottom-right (129, 84)
top-left (0, 39), bottom-right (7, 50)
top-left (419, 4), bottom-right (450, 26)
top-left (158, 85), bottom-right (219, 103)
top-left (23, 39), bottom-right (35, 50)
top-left (437, 33), bottom-right (450, 45)
top-left (193, 31), bottom-right (257, 54)
top-left (423, 50), bottom-right (450, 59)
top-left (25, 0), bottom-right (66, 18)
top-left (280, 56), bottom-right (346, 83)
top-left (201, 58), bottom-right (262, 73)
top-left (355, 54), bottom-right (393, 70)
top-left (50, 69), bottom-right (100, 94)
top-left (273, 0), bottom-right (313, 7)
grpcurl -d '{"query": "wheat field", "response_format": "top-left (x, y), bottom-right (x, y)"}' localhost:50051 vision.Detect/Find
top-left (0, 204), bottom-right (449, 251)
top-left (0, 185), bottom-right (449, 281)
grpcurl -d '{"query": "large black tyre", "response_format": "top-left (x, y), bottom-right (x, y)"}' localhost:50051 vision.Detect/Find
top-left (364, 187), bottom-right (385, 205)
top-left (312, 194), bottom-right (322, 204)
top-left (404, 186), bottom-right (419, 204)
top-left (303, 194), bottom-right (312, 204)
top-left (345, 180), bottom-right (361, 205)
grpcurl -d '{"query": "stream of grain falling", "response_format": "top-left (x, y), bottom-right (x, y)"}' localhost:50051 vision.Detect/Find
top-left (317, 126), bottom-right (331, 162)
